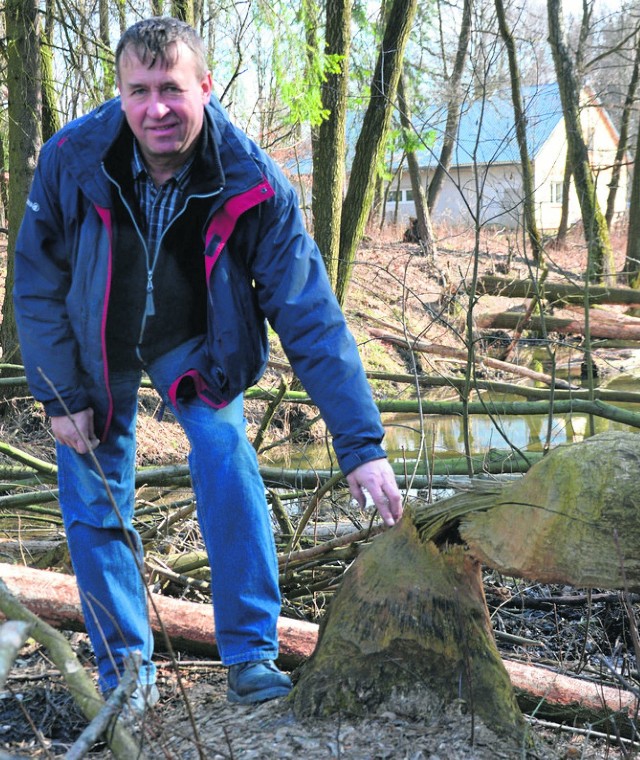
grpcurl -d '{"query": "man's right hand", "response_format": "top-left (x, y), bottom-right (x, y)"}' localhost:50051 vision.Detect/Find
top-left (51, 408), bottom-right (100, 454)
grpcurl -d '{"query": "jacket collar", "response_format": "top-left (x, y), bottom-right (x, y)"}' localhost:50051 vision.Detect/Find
top-left (55, 95), bottom-right (263, 207)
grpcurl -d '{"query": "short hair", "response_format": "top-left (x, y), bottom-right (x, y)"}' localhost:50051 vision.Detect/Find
top-left (115, 17), bottom-right (208, 79)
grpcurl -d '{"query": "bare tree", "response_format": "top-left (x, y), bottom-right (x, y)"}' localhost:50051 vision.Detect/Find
top-left (1, 0), bottom-right (42, 376)
top-left (604, 28), bottom-right (640, 229)
top-left (427, 0), bottom-right (472, 213)
top-left (494, 0), bottom-right (543, 263)
top-left (547, 0), bottom-right (615, 283)
top-left (41, 0), bottom-right (60, 142)
top-left (311, 0), bottom-right (351, 288)
top-left (336, 0), bottom-right (418, 306)
top-left (397, 73), bottom-right (436, 259)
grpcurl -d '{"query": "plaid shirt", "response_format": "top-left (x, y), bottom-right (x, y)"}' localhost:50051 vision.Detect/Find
top-left (131, 140), bottom-right (194, 316)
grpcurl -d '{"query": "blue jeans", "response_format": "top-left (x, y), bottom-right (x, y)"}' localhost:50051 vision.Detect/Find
top-left (57, 339), bottom-right (281, 692)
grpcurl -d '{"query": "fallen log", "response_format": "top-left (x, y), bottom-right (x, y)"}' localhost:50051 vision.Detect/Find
top-left (475, 274), bottom-right (640, 307)
top-left (369, 328), bottom-right (578, 389)
top-left (503, 660), bottom-right (639, 733)
top-left (456, 430), bottom-right (640, 590)
top-left (2, 562), bottom-right (637, 734)
top-left (0, 562), bottom-right (317, 668)
top-left (476, 310), bottom-right (640, 340)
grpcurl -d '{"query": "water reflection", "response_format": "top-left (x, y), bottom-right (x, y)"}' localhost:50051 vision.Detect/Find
top-left (383, 410), bottom-right (615, 465)
top-left (264, 371), bottom-right (640, 470)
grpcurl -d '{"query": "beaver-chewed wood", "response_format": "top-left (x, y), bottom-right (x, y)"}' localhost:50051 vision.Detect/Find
top-left (290, 514), bottom-right (528, 744)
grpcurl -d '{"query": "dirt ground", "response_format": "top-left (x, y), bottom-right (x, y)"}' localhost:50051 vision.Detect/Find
top-left (1, 227), bottom-right (639, 759)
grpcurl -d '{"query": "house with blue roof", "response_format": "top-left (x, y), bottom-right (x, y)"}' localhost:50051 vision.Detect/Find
top-left (386, 82), bottom-right (627, 231)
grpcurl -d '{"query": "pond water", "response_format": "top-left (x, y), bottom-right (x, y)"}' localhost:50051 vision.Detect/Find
top-left (269, 372), bottom-right (640, 473)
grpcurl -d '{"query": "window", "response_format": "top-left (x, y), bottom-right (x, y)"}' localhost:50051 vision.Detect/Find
top-left (387, 190), bottom-right (400, 203)
top-left (405, 189), bottom-right (414, 201)
top-left (550, 182), bottom-right (563, 204)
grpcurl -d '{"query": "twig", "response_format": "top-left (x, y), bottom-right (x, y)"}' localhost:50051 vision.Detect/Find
top-left (38, 371), bottom-right (205, 759)
top-left (279, 523), bottom-right (384, 569)
top-left (0, 620), bottom-right (32, 688)
top-left (0, 579), bottom-right (142, 759)
top-left (65, 658), bottom-right (139, 760)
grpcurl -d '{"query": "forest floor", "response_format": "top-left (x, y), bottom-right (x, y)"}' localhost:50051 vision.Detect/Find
top-left (1, 223), bottom-right (639, 759)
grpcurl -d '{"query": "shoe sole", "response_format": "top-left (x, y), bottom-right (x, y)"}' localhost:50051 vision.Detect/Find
top-left (227, 685), bottom-right (292, 704)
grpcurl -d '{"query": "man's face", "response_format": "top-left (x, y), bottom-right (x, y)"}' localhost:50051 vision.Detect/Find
top-left (117, 42), bottom-right (212, 172)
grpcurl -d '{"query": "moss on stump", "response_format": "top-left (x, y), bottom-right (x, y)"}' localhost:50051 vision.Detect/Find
top-left (291, 513), bottom-right (527, 743)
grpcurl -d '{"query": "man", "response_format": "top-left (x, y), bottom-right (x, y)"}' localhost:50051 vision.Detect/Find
top-left (14, 17), bottom-right (402, 710)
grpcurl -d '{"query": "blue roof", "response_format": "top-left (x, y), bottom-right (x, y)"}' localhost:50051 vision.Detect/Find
top-left (412, 82), bottom-right (564, 168)
top-left (280, 82), bottom-right (565, 175)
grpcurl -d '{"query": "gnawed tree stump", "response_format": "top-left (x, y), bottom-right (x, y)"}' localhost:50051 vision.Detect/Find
top-left (456, 429), bottom-right (640, 588)
top-left (292, 430), bottom-right (640, 742)
top-left (291, 514), bottom-right (528, 743)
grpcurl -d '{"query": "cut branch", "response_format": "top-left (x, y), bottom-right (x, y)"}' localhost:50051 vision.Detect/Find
top-left (0, 578), bottom-right (143, 759)
top-left (477, 309), bottom-right (640, 341)
top-left (369, 328), bottom-right (578, 389)
top-left (476, 274), bottom-right (640, 306)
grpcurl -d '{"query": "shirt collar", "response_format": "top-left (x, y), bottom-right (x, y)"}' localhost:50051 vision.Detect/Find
top-left (131, 139), bottom-right (195, 188)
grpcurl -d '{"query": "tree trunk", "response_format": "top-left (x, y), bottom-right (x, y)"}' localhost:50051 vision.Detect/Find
top-left (397, 74), bottom-right (436, 259)
top-left (476, 308), bottom-right (640, 340)
top-left (625, 50), bottom-right (640, 287)
top-left (171, 0), bottom-right (194, 24)
top-left (311, 0), bottom-right (351, 289)
top-left (291, 513), bottom-right (528, 744)
top-left (547, 0), bottom-right (615, 283)
top-left (292, 429), bottom-right (640, 737)
top-left (41, 2), bottom-right (60, 142)
top-left (0, 562), bottom-right (318, 669)
top-left (495, 0), bottom-right (543, 264)
top-left (456, 430), bottom-right (640, 590)
top-left (427, 0), bottom-right (472, 213)
top-left (605, 29), bottom-right (640, 229)
top-left (555, 158), bottom-right (572, 245)
top-left (2, 0), bottom-right (42, 380)
top-left (98, 0), bottom-right (114, 101)
top-left (335, 0), bottom-right (417, 306)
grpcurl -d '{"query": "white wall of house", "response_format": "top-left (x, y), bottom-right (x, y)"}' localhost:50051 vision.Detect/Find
top-left (385, 103), bottom-right (628, 233)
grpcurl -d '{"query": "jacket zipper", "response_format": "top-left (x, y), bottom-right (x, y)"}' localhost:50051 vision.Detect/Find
top-left (102, 166), bottom-right (222, 363)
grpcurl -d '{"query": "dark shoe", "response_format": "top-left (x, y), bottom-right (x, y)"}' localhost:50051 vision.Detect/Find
top-left (227, 660), bottom-right (292, 704)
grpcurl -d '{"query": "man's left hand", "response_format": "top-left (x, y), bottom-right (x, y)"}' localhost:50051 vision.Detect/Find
top-left (346, 459), bottom-right (403, 527)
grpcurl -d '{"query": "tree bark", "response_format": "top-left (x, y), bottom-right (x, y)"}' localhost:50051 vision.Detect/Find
top-left (335, 0), bottom-right (417, 306)
top-left (476, 308), bottom-right (640, 340)
top-left (397, 73), bottom-right (437, 259)
top-left (0, 563), bottom-right (317, 669)
top-left (442, 430), bottom-right (640, 590)
top-left (311, 0), bottom-right (351, 289)
top-left (427, 0), bottom-right (472, 213)
top-left (171, 0), bottom-right (194, 24)
top-left (2, 0), bottom-right (42, 378)
top-left (555, 158), bottom-right (572, 246)
top-left (495, 0), bottom-right (544, 263)
top-left (605, 28), bottom-right (640, 229)
top-left (547, 0), bottom-right (615, 283)
top-left (476, 273), bottom-right (640, 306)
top-left (41, 2), bottom-right (60, 142)
top-left (291, 514), bottom-right (528, 742)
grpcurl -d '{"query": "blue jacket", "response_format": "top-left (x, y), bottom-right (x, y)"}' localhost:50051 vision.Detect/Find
top-left (14, 96), bottom-right (386, 475)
